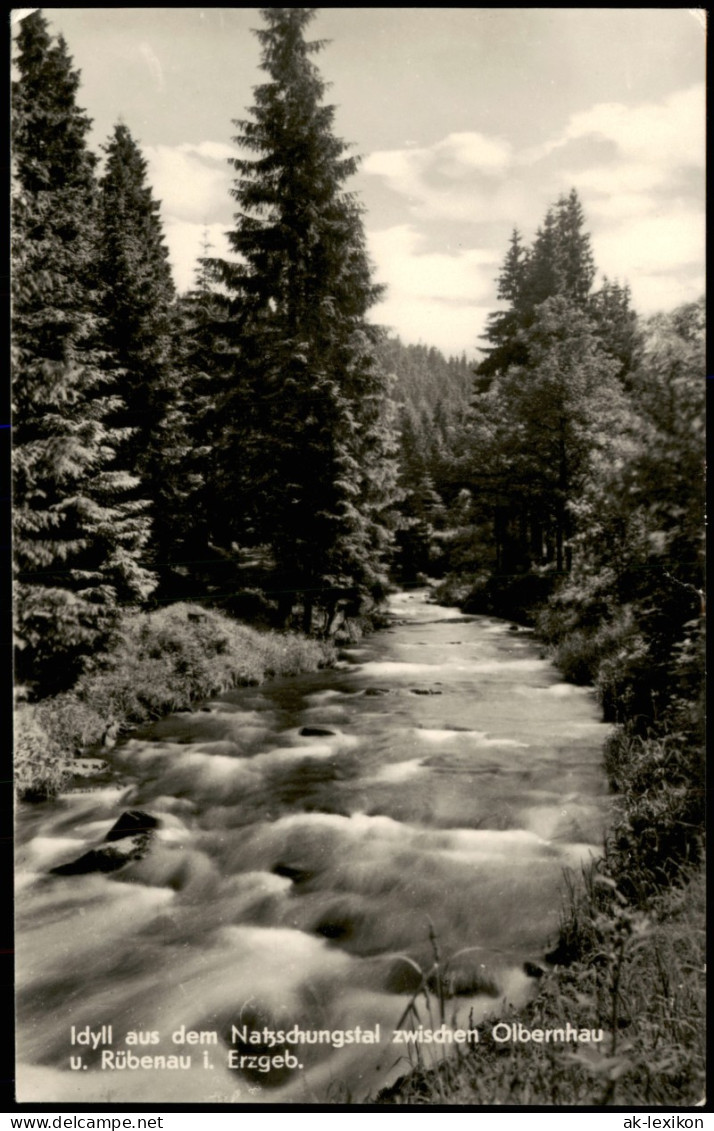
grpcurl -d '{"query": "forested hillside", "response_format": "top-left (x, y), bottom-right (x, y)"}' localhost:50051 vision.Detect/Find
top-left (376, 337), bottom-right (475, 582)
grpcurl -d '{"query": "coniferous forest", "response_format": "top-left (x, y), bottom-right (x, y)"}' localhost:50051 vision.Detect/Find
top-left (12, 8), bottom-right (705, 1109)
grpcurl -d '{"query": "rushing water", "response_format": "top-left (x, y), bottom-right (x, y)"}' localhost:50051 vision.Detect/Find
top-left (15, 590), bottom-right (611, 1104)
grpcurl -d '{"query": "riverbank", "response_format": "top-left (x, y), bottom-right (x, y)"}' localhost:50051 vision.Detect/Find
top-left (375, 865), bottom-right (705, 1106)
top-left (16, 588), bottom-right (614, 1105)
top-left (376, 580), bottom-right (706, 1107)
top-left (15, 601), bottom-right (335, 802)
top-left (13, 587), bottom-right (703, 1106)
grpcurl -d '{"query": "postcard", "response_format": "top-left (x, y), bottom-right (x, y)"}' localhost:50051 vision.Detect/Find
top-left (12, 7), bottom-right (706, 1110)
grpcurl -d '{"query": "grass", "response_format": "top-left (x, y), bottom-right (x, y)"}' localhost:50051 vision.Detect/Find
top-left (15, 601), bottom-right (335, 802)
top-left (375, 865), bottom-right (705, 1107)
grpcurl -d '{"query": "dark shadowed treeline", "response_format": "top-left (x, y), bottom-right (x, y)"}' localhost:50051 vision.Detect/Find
top-left (12, 9), bottom-right (401, 700)
top-left (376, 339), bottom-right (475, 583)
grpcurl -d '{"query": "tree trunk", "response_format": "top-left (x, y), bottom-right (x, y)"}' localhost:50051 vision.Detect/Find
top-left (277, 592), bottom-right (293, 629)
top-left (302, 595), bottom-right (313, 635)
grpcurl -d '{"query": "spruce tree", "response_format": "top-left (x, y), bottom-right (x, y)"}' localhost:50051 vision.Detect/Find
top-left (98, 122), bottom-right (188, 595)
top-left (175, 247), bottom-right (242, 603)
top-left (551, 188), bottom-right (596, 303)
top-left (214, 7), bottom-right (398, 630)
top-left (589, 277), bottom-right (640, 384)
top-left (467, 193), bottom-right (626, 578)
top-left (477, 189), bottom-right (596, 383)
top-left (12, 12), bottom-right (155, 694)
top-left (477, 228), bottom-right (530, 382)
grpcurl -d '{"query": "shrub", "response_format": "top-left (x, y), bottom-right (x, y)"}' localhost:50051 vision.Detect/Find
top-left (36, 694), bottom-right (106, 755)
top-left (14, 705), bottom-right (70, 802)
top-left (461, 569), bottom-right (557, 624)
top-left (604, 728), bottom-right (705, 898)
top-left (432, 571), bottom-right (484, 609)
top-left (15, 602), bottom-right (335, 801)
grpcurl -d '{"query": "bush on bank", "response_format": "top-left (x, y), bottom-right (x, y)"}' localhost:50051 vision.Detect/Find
top-left (15, 602), bottom-right (335, 802)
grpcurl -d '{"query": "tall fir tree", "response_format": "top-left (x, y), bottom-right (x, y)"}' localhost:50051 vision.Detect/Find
top-left (589, 276), bottom-right (640, 384)
top-left (98, 122), bottom-right (188, 595)
top-left (477, 228), bottom-right (530, 382)
top-left (466, 193), bottom-right (629, 580)
top-left (174, 244), bottom-right (240, 602)
top-left (477, 189), bottom-right (596, 383)
top-left (12, 12), bottom-right (155, 694)
top-left (213, 7), bottom-right (398, 630)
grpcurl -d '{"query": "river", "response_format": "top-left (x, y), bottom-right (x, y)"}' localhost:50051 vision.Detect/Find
top-left (15, 589), bottom-right (611, 1104)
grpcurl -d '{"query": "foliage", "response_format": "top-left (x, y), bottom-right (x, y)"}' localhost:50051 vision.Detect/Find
top-left (77, 603), bottom-right (333, 725)
top-left (98, 122), bottom-right (188, 596)
top-left (14, 704), bottom-right (70, 802)
top-left (15, 602), bottom-right (334, 801)
top-left (378, 339), bottom-right (475, 582)
top-left (376, 867), bottom-right (705, 1107)
top-left (12, 12), bottom-right (156, 694)
top-left (173, 261), bottom-right (237, 602)
top-left (604, 727), bottom-right (705, 899)
top-left (467, 294), bottom-right (628, 577)
top-left (209, 7), bottom-right (399, 629)
top-left (408, 201), bottom-right (706, 1109)
top-left (477, 190), bottom-right (597, 382)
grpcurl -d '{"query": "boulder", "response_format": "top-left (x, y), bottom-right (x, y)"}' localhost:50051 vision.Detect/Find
top-left (298, 725), bottom-right (336, 737)
top-left (103, 809), bottom-right (160, 841)
top-left (523, 961), bottom-right (546, 979)
top-left (50, 809), bottom-right (159, 876)
top-left (272, 862), bottom-right (314, 885)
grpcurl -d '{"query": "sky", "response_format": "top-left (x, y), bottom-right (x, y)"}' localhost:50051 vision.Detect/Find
top-left (13, 8), bottom-right (706, 357)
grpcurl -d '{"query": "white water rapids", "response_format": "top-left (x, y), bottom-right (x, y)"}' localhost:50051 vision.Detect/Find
top-left (15, 590), bottom-right (611, 1104)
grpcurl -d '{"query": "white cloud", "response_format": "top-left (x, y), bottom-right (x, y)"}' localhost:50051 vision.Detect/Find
top-left (584, 191), bottom-right (659, 222)
top-left (373, 293), bottom-right (491, 358)
top-left (567, 161), bottom-right (668, 198)
top-left (365, 131), bottom-right (511, 184)
top-left (365, 84), bottom-right (704, 224)
top-left (362, 84), bottom-right (704, 337)
top-left (542, 84), bottom-right (705, 236)
top-left (187, 140), bottom-right (236, 163)
top-left (551, 84), bottom-right (705, 172)
top-left (144, 141), bottom-right (234, 224)
top-left (163, 219), bottom-right (234, 294)
top-left (363, 131), bottom-right (516, 223)
top-left (617, 267), bottom-right (705, 315)
top-left (138, 42), bottom-right (165, 93)
top-left (367, 225), bottom-right (498, 355)
top-left (593, 208), bottom-right (704, 279)
top-left (369, 225), bottom-right (497, 301)
top-left (437, 132), bottom-right (513, 175)
top-left (147, 84), bottom-right (704, 340)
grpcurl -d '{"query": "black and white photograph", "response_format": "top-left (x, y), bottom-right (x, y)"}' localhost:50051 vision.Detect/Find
top-left (11, 7), bottom-right (705, 1109)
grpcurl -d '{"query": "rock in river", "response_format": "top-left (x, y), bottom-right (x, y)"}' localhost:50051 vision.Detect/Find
top-left (50, 810), bottom-right (159, 876)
